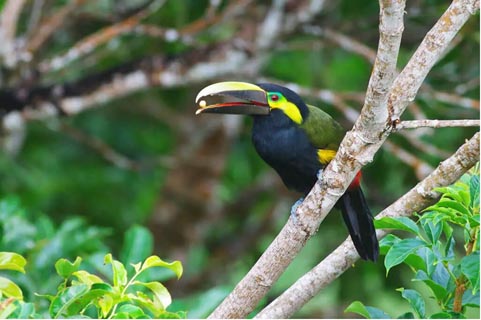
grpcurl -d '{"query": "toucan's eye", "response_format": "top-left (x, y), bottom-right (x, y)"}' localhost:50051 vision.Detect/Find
top-left (270, 94), bottom-right (279, 101)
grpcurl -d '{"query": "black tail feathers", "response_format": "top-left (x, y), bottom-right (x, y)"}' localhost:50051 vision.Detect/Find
top-left (339, 187), bottom-right (379, 262)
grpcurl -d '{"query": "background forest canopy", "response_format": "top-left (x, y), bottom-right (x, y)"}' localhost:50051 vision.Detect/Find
top-left (0, 0), bottom-right (479, 319)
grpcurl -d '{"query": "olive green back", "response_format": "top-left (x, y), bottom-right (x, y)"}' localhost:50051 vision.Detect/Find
top-left (300, 105), bottom-right (345, 150)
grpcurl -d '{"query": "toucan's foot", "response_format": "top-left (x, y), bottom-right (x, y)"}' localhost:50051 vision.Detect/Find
top-left (290, 197), bottom-right (304, 223)
top-left (317, 168), bottom-right (324, 180)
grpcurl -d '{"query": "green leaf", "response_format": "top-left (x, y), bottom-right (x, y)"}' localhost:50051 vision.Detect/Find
top-left (127, 292), bottom-right (159, 317)
top-left (417, 247), bottom-right (436, 276)
top-left (345, 301), bottom-right (391, 319)
top-left (379, 234), bottom-right (401, 255)
top-left (55, 257), bottom-right (82, 279)
top-left (375, 217), bottom-right (419, 234)
top-left (399, 288), bottom-right (425, 318)
top-left (72, 270), bottom-right (104, 285)
top-left (141, 256), bottom-right (183, 279)
top-left (157, 310), bottom-right (185, 319)
top-left (134, 281), bottom-right (172, 309)
top-left (469, 214), bottom-right (480, 227)
top-left (98, 294), bottom-right (115, 318)
top-left (431, 263), bottom-right (452, 290)
top-left (116, 304), bottom-right (148, 319)
top-left (67, 285), bottom-right (116, 316)
top-left (397, 312), bottom-right (415, 318)
top-left (0, 276), bottom-right (23, 300)
top-left (0, 252), bottom-right (26, 273)
top-left (0, 298), bottom-right (17, 318)
top-left (461, 252), bottom-right (480, 292)
top-left (462, 288), bottom-right (480, 307)
top-left (104, 254), bottom-right (128, 288)
top-left (384, 238), bottom-right (426, 275)
top-left (120, 225), bottom-right (154, 269)
top-left (421, 220), bottom-right (443, 244)
top-left (469, 175), bottom-right (479, 209)
top-left (344, 301), bottom-right (370, 318)
top-left (49, 284), bottom-right (90, 318)
top-left (413, 270), bottom-right (448, 301)
top-left (436, 200), bottom-right (471, 217)
top-left (430, 312), bottom-right (453, 318)
top-left (10, 301), bottom-right (35, 319)
top-left (403, 253), bottom-right (426, 272)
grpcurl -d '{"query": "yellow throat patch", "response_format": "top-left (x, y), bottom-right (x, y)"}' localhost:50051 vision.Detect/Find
top-left (268, 93), bottom-right (303, 124)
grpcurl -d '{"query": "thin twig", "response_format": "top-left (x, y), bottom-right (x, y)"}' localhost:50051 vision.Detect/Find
top-left (0, 0), bottom-right (27, 67)
top-left (38, 0), bottom-right (166, 72)
top-left (26, 0), bottom-right (89, 54)
top-left (395, 119), bottom-right (480, 130)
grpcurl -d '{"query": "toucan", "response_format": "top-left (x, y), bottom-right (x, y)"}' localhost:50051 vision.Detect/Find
top-left (195, 81), bottom-right (379, 262)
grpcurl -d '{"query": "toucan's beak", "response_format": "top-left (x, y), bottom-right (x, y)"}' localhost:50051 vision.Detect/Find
top-left (195, 81), bottom-right (270, 115)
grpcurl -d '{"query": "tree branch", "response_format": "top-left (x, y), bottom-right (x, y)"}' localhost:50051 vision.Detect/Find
top-left (395, 119), bottom-right (480, 130)
top-left (0, 0), bottom-right (27, 67)
top-left (255, 133), bottom-right (480, 319)
top-left (207, 0), bottom-right (406, 317)
top-left (208, 0), bottom-right (479, 318)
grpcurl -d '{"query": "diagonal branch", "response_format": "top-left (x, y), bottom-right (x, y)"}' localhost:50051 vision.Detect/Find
top-left (26, 0), bottom-right (89, 54)
top-left (255, 132), bottom-right (480, 319)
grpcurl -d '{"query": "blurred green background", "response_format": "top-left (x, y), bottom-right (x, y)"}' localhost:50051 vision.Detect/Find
top-left (0, 0), bottom-right (479, 318)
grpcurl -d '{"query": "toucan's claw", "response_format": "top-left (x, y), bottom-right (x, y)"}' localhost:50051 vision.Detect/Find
top-left (290, 197), bottom-right (304, 223)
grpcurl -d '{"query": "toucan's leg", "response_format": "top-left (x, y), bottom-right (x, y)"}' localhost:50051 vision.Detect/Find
top-left (290, 197), bottom-right (304, 222)
top-left (317, 168), bottom-right (324, 180)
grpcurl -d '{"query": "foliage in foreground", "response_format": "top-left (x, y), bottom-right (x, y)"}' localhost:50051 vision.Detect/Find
top-left (0, 197), bottom-right (184, 318)
top-left (346, 166), bottom-right (480, 319)
top-left (0, 252), bottom-right (183, 319)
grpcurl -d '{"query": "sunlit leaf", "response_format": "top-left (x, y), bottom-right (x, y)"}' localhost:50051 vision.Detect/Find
top-left (345, 301), bottom-right (391, 319)
top-left (0, 252), bottom-right (26, 273)
top-left (55, 257), bottom-right (82, 279)
top-left (116, 304), bottom-right (147, 319)
top-left (72, 270), bottom-right (104, 285)
top-left (436, 200), bottom-right (470, 217)
top-left (0, 276), bottom-right (23, 300)
top-left (134, 281), bottom-right (171, 310)
top-left (65, 283), bottom-right (116, 316)
top-left (49, 284), bottom-right (89, 318)
top-left (104, 254), bottom-right (127, 288)
top-left (98, 294), bottom-right (115, 318)
top-left (141, 256), bottom-right (183, 279)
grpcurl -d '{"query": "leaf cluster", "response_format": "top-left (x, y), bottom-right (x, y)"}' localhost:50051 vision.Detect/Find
top-left (0, 197), bottom-right (185, 318)
top-left (346, 165), bottom-right (480, 319)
